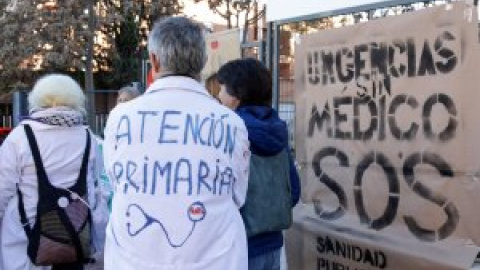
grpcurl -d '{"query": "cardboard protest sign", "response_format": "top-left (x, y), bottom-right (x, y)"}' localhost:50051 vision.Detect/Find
top-left (202, 28), bottom-right (241, 80)
top-left (292, 2), bottom-right (480, 269)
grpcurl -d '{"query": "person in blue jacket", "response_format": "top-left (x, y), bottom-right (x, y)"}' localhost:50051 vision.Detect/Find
top-left (217, 58), bottom-right (301, 270)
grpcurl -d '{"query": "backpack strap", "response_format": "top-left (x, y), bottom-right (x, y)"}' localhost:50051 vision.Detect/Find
top-left (56, 129), bottom-right (92, 263)
top-left (23, 124), bottom-right (51, 192)
top-left (71, 129), bottom-right (91, 196)
top-left (17, 124), bottom-right (52, 238)
top-left (16, 184), bottom-right (31, 238)
top-left (61, 129), bottom-right (92, 262)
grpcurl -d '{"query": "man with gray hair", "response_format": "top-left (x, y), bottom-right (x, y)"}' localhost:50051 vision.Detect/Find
top-left (102, 17), bottom-right (250, 270)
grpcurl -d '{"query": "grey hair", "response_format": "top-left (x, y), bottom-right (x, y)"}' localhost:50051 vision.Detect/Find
top-left (118, 85), bottom-right (141, 98)
top-left (28, 74), bottom-right (86, 114)
top-left (147, 16), bottom-right (207, 79)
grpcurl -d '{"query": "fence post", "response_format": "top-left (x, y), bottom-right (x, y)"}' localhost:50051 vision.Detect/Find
top-left (271, 22), bottom-right (280, 110)
top-left (12, 90), bottom-right (28, 127)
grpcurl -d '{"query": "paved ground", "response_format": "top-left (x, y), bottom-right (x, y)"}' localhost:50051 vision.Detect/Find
top-left (85, 255), bottom-right (104, 270)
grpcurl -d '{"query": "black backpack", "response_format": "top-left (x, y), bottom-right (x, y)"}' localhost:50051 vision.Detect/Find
top-left (17, 124), bottom-right (92, 266)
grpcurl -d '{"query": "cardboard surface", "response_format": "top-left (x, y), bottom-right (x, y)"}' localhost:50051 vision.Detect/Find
top-left (202, 29), bottom-right (241, 80)
top-left (292, 3), bottom-right (480, 269)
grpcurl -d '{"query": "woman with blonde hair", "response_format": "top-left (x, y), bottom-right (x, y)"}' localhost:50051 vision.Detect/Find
top-left (0, 74), bottom-right (104, 270)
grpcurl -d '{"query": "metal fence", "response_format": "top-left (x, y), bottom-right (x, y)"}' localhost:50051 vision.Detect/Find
top-left (94, 113), bottom-right (109, 137)
top-left (1, 115), bottom-right (13, 128)
top-left (0, 114), bottom-right (109, 136)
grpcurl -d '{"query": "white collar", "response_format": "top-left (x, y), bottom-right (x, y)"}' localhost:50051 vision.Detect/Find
top-left (145, 76), bottom-right (208, 96)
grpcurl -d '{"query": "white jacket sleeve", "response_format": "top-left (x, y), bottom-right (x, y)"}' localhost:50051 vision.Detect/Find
top-left (102, 110), bottom-right (116, 186)
top-left (232, 124), bottom-right (250, 208)
top-left (0, 130), bottom-right (21, 219)
top-left (87, 132), bottom-right (110, 255)
top-left (102, 108), bottom-right (122, 194)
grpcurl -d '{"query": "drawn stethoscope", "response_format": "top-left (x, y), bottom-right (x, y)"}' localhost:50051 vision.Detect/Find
top-left (126, 201), bottom-right (207, 248)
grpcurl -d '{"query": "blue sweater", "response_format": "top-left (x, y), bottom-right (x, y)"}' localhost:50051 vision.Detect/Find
top-left (236, 106), bottom-right (301, 258)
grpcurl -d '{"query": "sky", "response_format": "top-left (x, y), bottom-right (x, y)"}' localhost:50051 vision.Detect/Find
top-left (264, 0), bottom-right (386, 21)
top-left (182, 0), bottom-right (229, 25)
top-left (183, 1), bottom-right (477, 25)
top-left (183, 0), bottom-right (267, 26)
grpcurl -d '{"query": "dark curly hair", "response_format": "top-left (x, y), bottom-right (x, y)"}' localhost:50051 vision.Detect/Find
top-left (217, 58), bottom-right (272, 107)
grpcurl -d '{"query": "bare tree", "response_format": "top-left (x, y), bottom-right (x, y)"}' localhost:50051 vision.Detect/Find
top-left (0, 0), bottom-right (182, 93)
top-left (194, 0), bottom-right (265, 42)
top-left (0, 0), bottom-right (121, 93)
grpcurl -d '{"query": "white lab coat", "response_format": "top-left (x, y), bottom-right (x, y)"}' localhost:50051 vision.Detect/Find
top-left (0, 121), bottom-right (102, 270)
top-left (103, 76), bottom-right (250, 270)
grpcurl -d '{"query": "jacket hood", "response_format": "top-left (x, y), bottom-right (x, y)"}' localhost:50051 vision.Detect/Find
top-left (236, 106), bottom-right (288, 156)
